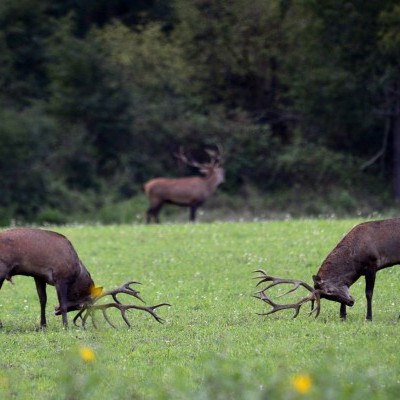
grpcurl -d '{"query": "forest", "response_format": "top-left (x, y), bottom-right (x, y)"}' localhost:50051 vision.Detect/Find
top-left (1, 0), bottom-right (400, 224)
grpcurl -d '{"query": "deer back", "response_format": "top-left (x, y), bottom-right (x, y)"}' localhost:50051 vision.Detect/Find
top-left (0, 228), bottom-right (94, 303)
top-left (317, 218), bottom-right (400, 284)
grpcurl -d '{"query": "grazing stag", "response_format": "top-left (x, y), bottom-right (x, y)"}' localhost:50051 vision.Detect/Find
top-left (0, 227), bottom-right (170, 329)
top-left (144, 146), bottom-right (224, 223)
top-left (254, 218), bottom-right (400, 321)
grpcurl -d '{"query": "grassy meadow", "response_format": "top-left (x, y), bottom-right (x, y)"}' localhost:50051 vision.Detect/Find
top-left (0, 220), bottom-right (399, 399)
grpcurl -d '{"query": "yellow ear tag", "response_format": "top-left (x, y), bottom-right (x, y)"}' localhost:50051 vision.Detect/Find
top-left (91, 286), bottom-right (104, 298)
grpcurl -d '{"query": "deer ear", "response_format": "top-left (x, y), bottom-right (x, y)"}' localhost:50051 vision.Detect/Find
top-left (313, 275), bottom-right (321, 284)
top-left (91, 286), bottom-right (104, 298)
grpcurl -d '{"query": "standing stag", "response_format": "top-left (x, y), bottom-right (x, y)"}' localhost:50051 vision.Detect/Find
top-left (144, 146), bottom-right (224, 223)
top-left (0, 227), bottom-right (170, 329)
top-left (254, 218), bottom-right (400, 321)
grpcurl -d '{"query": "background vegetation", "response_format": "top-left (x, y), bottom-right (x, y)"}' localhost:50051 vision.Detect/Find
top-left (0, 221), bottom-right (399, 399)
top-left (1, 0), bottom-right (400, 224)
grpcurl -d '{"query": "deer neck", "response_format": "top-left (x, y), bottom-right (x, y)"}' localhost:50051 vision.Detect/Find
top-left (203, 173), bottom-right (220, 193)
top-left (318, 251), bottom-right (360, 287)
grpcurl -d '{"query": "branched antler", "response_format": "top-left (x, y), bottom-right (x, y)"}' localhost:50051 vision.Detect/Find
top-left (205, 144), bottom-right (224, 166)
top-left (73, 281), bottom-right (171, 329)
top-left (174, 145), bottom-right (224, 169)
top-left (98, 281), bottom-right (145, 304)
top-left (174, 147), bottom-right (203, 169)
top-left (253, 269), bottom-right (321, 318)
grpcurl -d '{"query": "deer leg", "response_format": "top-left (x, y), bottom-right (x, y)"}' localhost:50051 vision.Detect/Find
top-left (34, 277), bottom-right (47, 328)
top-left (152, 205), bottom-right (162, 223)
top-left (55, 282), bottom-right (69, 328)
top-left (147, 202), bottom-right (163, 223)
top-left (189, 205), bottom-right (198, 222)
top-left (365, 271), bottom-right (376, 321)
top-left (0, 278), bottom-right (4, 328)
top-left (340, 303), bottom-right (347, 320)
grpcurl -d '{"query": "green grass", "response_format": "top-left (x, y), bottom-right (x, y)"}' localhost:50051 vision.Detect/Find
top-left (0, 220), bottom-right (399, 399)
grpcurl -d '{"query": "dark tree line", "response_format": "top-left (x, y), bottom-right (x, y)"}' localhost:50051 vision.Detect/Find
top-left (0, 0), bottom-right (399, 223)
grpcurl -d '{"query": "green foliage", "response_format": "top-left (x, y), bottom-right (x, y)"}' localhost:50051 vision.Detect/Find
top-left (46, 16), bottom-right (134, 181)
top-left (175, 0), bottom-right (287, 116)
top-left (273, 140), bottom-right (360, 188)
top-left (284, 2), bottom-right (372, 148)
top-left (0, 0), bottom-right (51, 107)
top-left (0, 107), bottom-right (56, 221)
top-left (1, 0), bottom-right (400, 221)
top-left (379, 3), bottom-right (400, 57)
top-left (97, 21), bottom-right (193, 98)
top-left (0, 221), bottom-right (400, 399)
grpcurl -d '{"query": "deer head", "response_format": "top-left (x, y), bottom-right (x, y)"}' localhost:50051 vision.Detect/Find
top-left (54, 283), bottom-right (103, 315)
top-left (174, 145), bottom-right (225, 184)
top-left (312, 275), bottom-right (355, 306)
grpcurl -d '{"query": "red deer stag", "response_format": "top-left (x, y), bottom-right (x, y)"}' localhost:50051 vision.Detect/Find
top-left (0, 228), bottom-right (170, 329)
top-left (144, 146), bottom-right (224, 223)
top-left (254, 218), bottom-right (400, 321)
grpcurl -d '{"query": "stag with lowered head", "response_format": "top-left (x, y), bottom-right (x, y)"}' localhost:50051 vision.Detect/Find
top-left (0, 227), bottom-right (170, 329)
top-left (144, 145), bottom-right (224, 223)
top-left (254, 218), bottom-right (400, 321)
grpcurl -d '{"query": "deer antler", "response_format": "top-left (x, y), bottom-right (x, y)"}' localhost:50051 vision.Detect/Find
top-left (97, 281), bottom-right (144, 304)
top-left (205, 144), bottom-right (224, 165)
top-left (175, 145), bottom-right (224, 169)
top-left (174, 146), bottom-right (203, 169)
top-left (253, 269), bottom-right (321, 318)
top-left (73, 281), bottom-right (171, 329)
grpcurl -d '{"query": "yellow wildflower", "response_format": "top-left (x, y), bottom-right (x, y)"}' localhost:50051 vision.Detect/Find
top-left (79, 346), bottom-right (96, 362)
top-left (292, 374), bottom-right (312, 394)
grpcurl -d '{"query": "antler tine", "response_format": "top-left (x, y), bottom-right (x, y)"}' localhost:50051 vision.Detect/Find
top-left (124, 302), bottom-right (172, 324)
top-left (174, 146), bottom-right (188, 163)
top-left (96, 281), bottom-right (145, 304)
top-left (253, 270), bottom-right (314, 292)
top-left (255, 282), bottom-right (303, 299)
top-left (75, 305), bottom-right (123, 328)
top-left (255, 291), bottom-right (297, 317)
top-left (87, 302), bottom-right (171, 328)
top-left (205, 144), bottom-right (224, 165)
top-left (73, 281), bottom-right (170, 329)
top-left (204, 149), bottom-right (218, 165)
top-left (73, 308), bottom-right (95, 329)
top-left (73, 309), bottom-right (86, 327)
top-left (253, 270), bottom-right (320, 319)
top-left (256, 290), bottom-right (312, 318)
top-left (174, 146), bottom-right (203, 169)
top-left (309, 292), bottom-right (321, 317)
top-left (253, 269), bottom-right (281, 283)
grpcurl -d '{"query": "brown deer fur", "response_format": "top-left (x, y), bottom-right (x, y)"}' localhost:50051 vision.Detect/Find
top-left (0, 228), bottom-right (97, 328)
top-left (313, 218), bottom-right (400, 320)
top-left (144, 147), bottom-right (224, 223)
top-left (256, 218), bottom-right (400, 320)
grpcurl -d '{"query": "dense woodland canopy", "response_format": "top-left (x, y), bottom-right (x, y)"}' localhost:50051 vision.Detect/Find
top-left (1, 0), bottom-right (400, 223)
